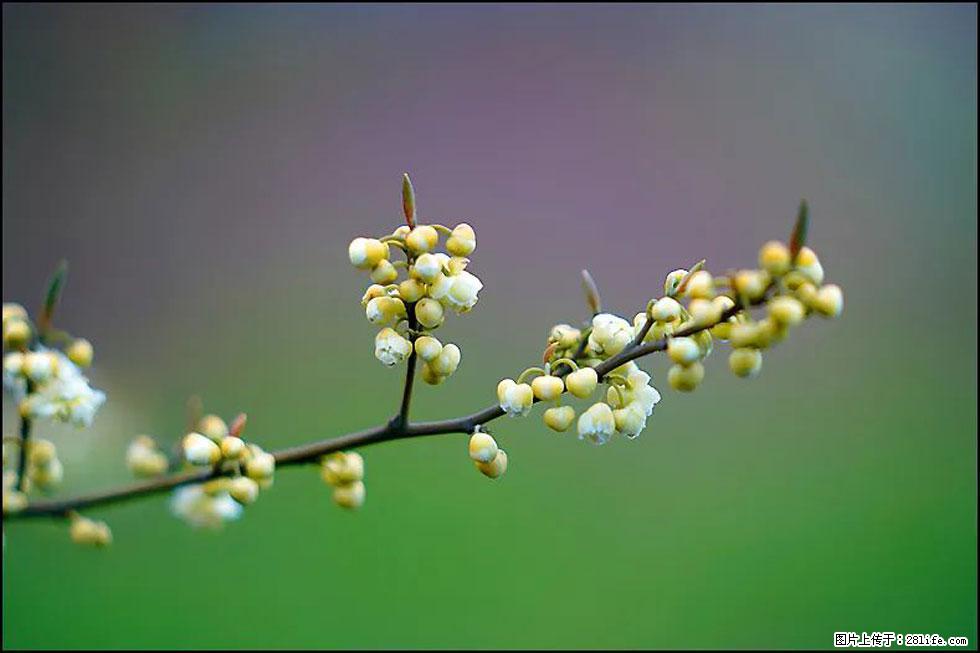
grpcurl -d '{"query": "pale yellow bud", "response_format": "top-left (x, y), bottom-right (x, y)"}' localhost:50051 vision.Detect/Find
top-left (66, 338), bottom-right (94, 367)
top-left (794, 246), bottom-right (825, 285)
top-left (549, 324), bottom-right (581, 349)
top-left (446, 223), bottom-right (476, 256)
top-left (333, 481), bottom-right (366, 509)
top-left (651, 297), bottom-right (682, 323)
top-left (685, 270), bottom-right (715, 299)
top-left (667, 337), bottom-right (701, 365)
top-left (497, 379), bottom-right (533, 416)
top-left (812, 284), bottom-right (844, 318)
top-left (565, 367), bottom-right (598, 399)
top-left (729, 348), bottom-right (762, 378)
top-left (733, 270), bottom-right (770, 301)
top-left (664, 269), bottom-right (688, 296)
top-left (711, 321), bottom-right (732, 341)
top-left (2, 303), bottom-right (28, 324)
top-left (3, 318), bottom-right (32, 350)
top-left (415, 298), bottom-right (445, 329)
top-left (475, 449), bottom-right (508, 479)
top-left (430, 343), bottom-right (461, 376)
top-left (768, 296), bottom-right (806, 326)
top-left (468, 431), bottom-right (498, 463)
top-left (543, 405), bottom-right (575, 432)
top-left (421, 363), bottom-right (445, 385)
top-left (321, 452), bottom-right (364, 486)
top-left (668, 362), bottom-right (704, 392)
top-left (613, 404), bottom-right (646, 437)
top-left (687, 298), bottom-right (722, 326)
top-left (244, 449), bottom-right (275, 480)
top-left (412, 252), bottom-right (444, 283)
top-left (197, 415), bottom-right (229, 442)
top-left (361, 284), bottom-right (388, 306)
top-left (794, 281), bottom-right (818, 306)
top-left (27, 439), bottom-right (57, 466)
top-left (365, 296), bottom-right (407, 325)
top-left (348, 237), bottom-right (389, 269)
top-left (370, 259), bottom-right (399, 285)
top-left (757, 317), bottom-right (788, 346)
top-left (182, 432), bottom-right (221, 466)
top-left (729, 322), bottom-right (762, 349)
top-left (759, 240), bottom-right (791, 275)
top-left (70, 516), bottom-right (112, 547)
top-left (531, 375), bottom-right (564, 401)
top-left (398, 278), bottom-right (427, 303)
top-left (393, 225), bottom-right (410, 239)
top-left (405, 225), bottom-right (439, 254)
top-left (414, 335), bottom-right (443, 362)
top-left (220, 436), bottom-right (245, 460)
top-left (228, 476), bottom-right (260, 505)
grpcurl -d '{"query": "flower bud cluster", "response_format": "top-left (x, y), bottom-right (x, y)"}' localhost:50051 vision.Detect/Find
top-left (69, 512), bottom-right (112, 547)
top-left (468, 429), bottom-right (508, 479)
top-left (320, 451), bottom-right (365, 509)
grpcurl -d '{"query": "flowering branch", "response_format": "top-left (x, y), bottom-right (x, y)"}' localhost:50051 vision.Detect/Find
top-left (2, 175), bottom-right (843, 545)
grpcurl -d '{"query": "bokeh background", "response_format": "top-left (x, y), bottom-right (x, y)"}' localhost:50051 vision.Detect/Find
top-left (2, 3), bottom-right (976, 650)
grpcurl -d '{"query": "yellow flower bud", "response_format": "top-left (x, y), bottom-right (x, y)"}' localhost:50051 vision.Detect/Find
top-left (398, 278), bottom-right (427, 303)
top-left (182, 432), bottom-right (221, 466)
top-left (3, 318), bottom-right (32, 350)
top-left (412, 252), bottom-right (444, 283)
top-left (692, 329), bottom-right (713, 358)
top-left (321, 452), bottom-right (365, 486)
top-left (370, 259), bottom-right (399, 285)
top-left (414, 335), bottom-right (443, 362)
top-left (733, 270), bottom-right (770, 301)
top-left (405, 225), bottom-right (439, 254)
top-left (430, 343), bottom-right (461, 376)
top-left (348, 237), bottom-right (389, 269)
top-left (65, 338), bottom-right (94, 367)
top-left (531, 374), bottom-right (564, 401)
top-left (333, 481), bottom-right (366, 509)
top-left (549, 324), bottom-right (581, 349)
top-left (759, 240), bottom-right (791, 275)
top-left (664, 269), bottom-right (687, 296)
top-left (685, 270), bottom-right (714, 299)
top-left (651, 297), bottom-right (682, 323)
top-left (420, 363), bottom-right (445, 385)
top-left (27, 439), bottom-right (57, 466)
top-left (497, 379), bottom-right (533, 416)
top-left (69, 515), bottom-right (112, 547)
top-left (361, 284), bottom-right (387, 306)
top-left (244, 449), bottom-right (275, 480)
top-left (415, 298), bottom-right (445, 329)
top-left (812, 284), bottom-right (843, 318)
top-left (365, 296), bottom-right (407, 325)
top-left (30, 458), bottom-right (64, 489)
top-left (126, 436), bottom-right (169, 478)
top-left (711, 321), bottom-right (732, 341)
top-left (543, 405), bottom-right (575, 432)
top-left (468, 431), bottom-right (498, 463)
top-left (197, 414), bottom-right (229, 442)
top-left (475, 449), bottom-right (508, 479)
top-left (768, 296), bottom-right (806, 326)
top-left (667, 337), bottom-right (701, 365)
top-left (220, 436), bottom-right (245, 460)
top-left (757, 317), bottom-right (787, 346)
top-left (668, 362), bottom-right (704, 392)
top-left (729, 322), bottom-right (762, 349)
top-left (565, 367), bottom-right (598, 399)
top-left (687, 298), bottom-right (722, 326)
top-left (228, 476), bottom-right (260, 505)
top-left (795, 246), bottom-right (825, 286)
top-left (446, 223), bottom-right (476, 256)
top-left (729, 348), bottom-right (762, 378)
top-left (2, 303), bottom-right (28, 324)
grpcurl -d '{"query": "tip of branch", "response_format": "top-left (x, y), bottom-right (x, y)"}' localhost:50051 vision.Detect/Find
top-left (789, 199), bottom-right (809, 258)
top-left (580, 269), bottom-right (602, 315)
top-left (402, 173), bottom-right (416, 229)
top-left (229, 413), bottom-right (248, 438)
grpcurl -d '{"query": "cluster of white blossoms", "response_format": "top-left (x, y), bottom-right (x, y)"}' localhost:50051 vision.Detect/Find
top-left (168, 413), bottom-right (274, 529)
top-left (349, 175), bottom-right (481, 386)
top-left (3, 304), bottom-right (105, 428)
top-left (320, 451), bottom-right (365, 509)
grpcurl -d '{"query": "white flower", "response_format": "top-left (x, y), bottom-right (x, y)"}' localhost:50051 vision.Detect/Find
top-left (6, 347), bottom-right (106, 428)
top-left (171, 484), bottom-right (243, 529)
top-left (577, 402), bottom-right (616, 446)
top-left (374, 328), bottom-right (413, 367)
top-left (497, 379), bottom-right (533, 417)
top-left (430, 270), bottom-right (483, 313)
top-left (587, 313), bottom-right (633, 357)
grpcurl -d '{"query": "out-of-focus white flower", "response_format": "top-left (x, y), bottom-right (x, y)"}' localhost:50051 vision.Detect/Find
top-left (497, 379), bottom-right (533, 417)
top-left (429, 270), bottom-right (483, 313)
top-left (577, 402), bottom-right (616, 446)
top-left (5, 347), bottom-right (106, 428)
top-left (171, 483), bottom-right (243, 529)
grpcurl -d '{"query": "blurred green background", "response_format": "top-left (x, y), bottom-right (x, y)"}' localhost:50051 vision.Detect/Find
top-left (2, 4), bottom-right (976, 650)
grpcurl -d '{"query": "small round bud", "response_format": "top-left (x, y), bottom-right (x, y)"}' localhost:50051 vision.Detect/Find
top-left (531, 374), bottom-right (564, 401)
top-left (757, 317), bottom-right (788, 346)
top-left (729, 348), bottom-right (762, 378)
top-left (27, 439), bottom-right (57, 466)
top-left (126, 436), bottom-right (169, 477)
top-left (412, 252), bottom-right (444, 283)
top-left (361, 284), bottom-right (387, 306)
top-left (759, 240), bottom-right (791, 276)
top-left (2, 303), bottom-right (28, 324)
top-left (370, 259), bottom-right (399, 285)
top-left (687, 298), bottom-right (722, 326)
top-left (733, 270), bottom-right (770, 301)
top-left (228, 476), bottom-right (260, 505)
top-left (64, 338), bottom-right (94, 367)
top-left (430, 343), bottom-right (461, 376)
top-left (393, 225), bottom-right (410, 239)
top-left (565, 367), bottom-right (598, 399)
top-left (414, 335), bottom-right (443, 362)
top-left (549, 324), bottom-right (581, 349)
top-left (664, 269), bottom-right (688, 296)
top-left (667, 337), bottom-right (701, 365)
top-left (197, 415), bottom-right (229, 442)
top-left (420, 363), bottom-right (445, 385)
top-left (365, 296), bottom-right (407, 325)
top-left (333, 481), bottom-right (366, 509)
top-left (729, 322), bottom-right (762, 349)
top-left (415, 298), bottom-right (445, 329)
top-left (182, 432), bottom-right (221, 466)
top-left (348, 237), bottom-right (389, 269)
top-left (398, 278), bottom-right (427, 303)
top-left (69, 515), bottom-right (112, 547)
top-left (446, 223), bottom-right (476, 256)
top-left (668, 362), bottom-right (705, 392)
top-left (543, 405), bottom-right (576, 432)
top-left (3, 318), bottom-right (32, 350)
top-left (685, 270), bottom-right (714, 299)
top-left (812, 284), bottom-right (843, 318)
top-left (651, 297), bottom-right (682, 323)
top-left (768, 296), bottom-right (806, 326)
top-left (244, 449), bottom-right (276, 480)
top-left (405, 225), bottom-right (439, 254)
top-left (794, 247), bottom-right (825, 285)
top-left (321, 452), bottom-right (365, 486)
top-left (497, 379), bottom-right (533, 416)
top-left (475, 449), bottom-right (508, 479)
top-left (220, 436), bottom-right (245, 460)
top-left (468, 431), bottom-right (498, 463)
top-left (711, 321), bottom-right (732, 341)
